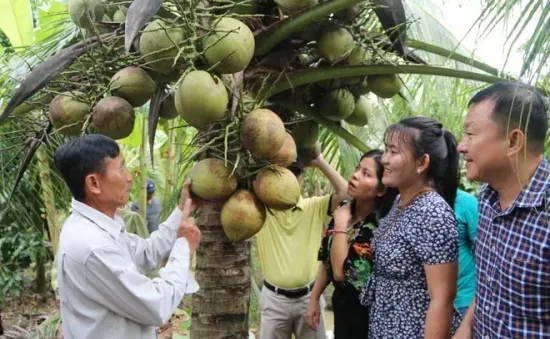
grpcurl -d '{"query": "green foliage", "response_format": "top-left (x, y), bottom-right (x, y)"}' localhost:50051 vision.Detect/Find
top-left (0, 223), bottom-right (47, 303)
top-left (0, 0), bottom-right (34, 48)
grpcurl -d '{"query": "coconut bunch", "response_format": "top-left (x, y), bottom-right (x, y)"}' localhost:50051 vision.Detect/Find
top-left (299, 12), bottom-right (403, 127)
top-left (185, 106), bottom-right (323, 242)
top-left (3, 0), bottom-right (424, 243)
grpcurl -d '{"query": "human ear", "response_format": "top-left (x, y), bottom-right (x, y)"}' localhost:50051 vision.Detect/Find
top-left (507, 128), bottom-right (524, 157)
top-left (85, 174), bottom-right (101, 196)
top-left (416, 154), bottom-right (430, 174)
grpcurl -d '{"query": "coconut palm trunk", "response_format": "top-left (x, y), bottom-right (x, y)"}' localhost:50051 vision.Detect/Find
top-left (191, 201), bottom-right (251, 339)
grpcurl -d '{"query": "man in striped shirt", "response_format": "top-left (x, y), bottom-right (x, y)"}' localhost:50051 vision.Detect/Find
top-left (454, 81), bottom-right (549, 339)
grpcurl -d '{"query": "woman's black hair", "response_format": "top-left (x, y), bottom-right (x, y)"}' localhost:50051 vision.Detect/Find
top-left (350, 149), bottom-right (399, 222)
top-left (384, 116), bottom-right (459, 208)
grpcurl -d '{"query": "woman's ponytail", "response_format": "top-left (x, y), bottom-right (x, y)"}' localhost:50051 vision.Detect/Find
top-left (439, 130), bottom-right (459, 208)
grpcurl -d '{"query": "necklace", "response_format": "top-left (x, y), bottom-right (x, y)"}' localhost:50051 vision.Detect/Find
top-left (375, 188), bottom-right (433, 240)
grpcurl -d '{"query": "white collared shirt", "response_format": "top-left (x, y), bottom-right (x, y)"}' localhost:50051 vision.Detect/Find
top-left (57, 199), bottom-right (199, 339)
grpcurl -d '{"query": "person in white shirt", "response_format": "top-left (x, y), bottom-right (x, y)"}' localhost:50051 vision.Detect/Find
top-left (53, 134), bottom-right (201, 339)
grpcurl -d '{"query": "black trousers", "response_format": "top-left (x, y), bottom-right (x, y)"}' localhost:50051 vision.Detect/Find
top-left (331, 285), bottom-right (369, 339)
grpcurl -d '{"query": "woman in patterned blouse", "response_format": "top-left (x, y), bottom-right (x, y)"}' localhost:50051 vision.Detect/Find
top-left (305, 150), bottom-right (398, 338)
top-left (361, 117), bottom-right (462, 338)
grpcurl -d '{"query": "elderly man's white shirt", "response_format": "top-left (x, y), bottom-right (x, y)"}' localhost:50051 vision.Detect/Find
top-left (57, 199), bottom-right (198, 339)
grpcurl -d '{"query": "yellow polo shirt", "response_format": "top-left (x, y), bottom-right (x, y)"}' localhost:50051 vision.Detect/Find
top-left (257, 195), bottom-right (332, 289)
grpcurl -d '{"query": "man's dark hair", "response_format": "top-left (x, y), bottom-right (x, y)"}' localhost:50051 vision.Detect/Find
top-left (54, 134), bottom-right (120, 201)
top-left (469, 81), bottom-right (548, 153)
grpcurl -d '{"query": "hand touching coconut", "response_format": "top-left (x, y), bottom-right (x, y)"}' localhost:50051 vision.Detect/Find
top-left (298, 142), bottom-right (322, 168)
top-left (179, 178), bottom-right (201, 213)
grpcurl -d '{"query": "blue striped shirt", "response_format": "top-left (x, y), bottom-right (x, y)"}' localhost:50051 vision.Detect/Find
top-left (473, 158), bottom-right (550, 338)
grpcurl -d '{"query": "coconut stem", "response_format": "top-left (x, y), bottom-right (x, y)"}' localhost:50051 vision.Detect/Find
top-left (407, 39), bottom-right (505, 77)
top-left (254, 0), bottom-right (364, 56)
top-left (276, 97), bottom-right (371, 153)
top-left (260, 64), bottom-right (526, 99)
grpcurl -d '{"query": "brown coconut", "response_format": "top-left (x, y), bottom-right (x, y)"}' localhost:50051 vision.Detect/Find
top-left (187, 158), bottom-right (237, 201)
top-left (49, 91), bottom-right (90, 136)
top-left (221, 190), bottom-right (266, 241)
top-left (240, 108), bottom-right (286, 159)
top-left (110, 67), bottom-right (157, 107)
top-left (92, 96), bottom-right (135, 140)
top-left (254, 166), bottom-right (300, 210)
top-left (268, 132), bottom-right (297, 167)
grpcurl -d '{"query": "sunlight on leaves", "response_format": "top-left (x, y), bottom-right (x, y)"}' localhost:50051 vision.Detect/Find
top-left (35, 0), bottom-right (69, 42)
top-left (0, 0), bottom-right (34, 48)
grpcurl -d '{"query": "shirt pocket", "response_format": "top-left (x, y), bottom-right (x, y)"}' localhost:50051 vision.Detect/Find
top-left (498, 249), bottom-right (550, 320)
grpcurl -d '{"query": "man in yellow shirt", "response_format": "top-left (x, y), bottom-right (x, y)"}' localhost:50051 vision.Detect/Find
top-left (258, 151), bottom-right (349, 339)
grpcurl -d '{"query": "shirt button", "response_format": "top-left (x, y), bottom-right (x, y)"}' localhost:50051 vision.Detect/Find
top-left (485, 336), bottom-right (490, 339)
top-left (491, 245), bottom-right (496, 251)
top-left (485, 305), bottom-right (490, 311)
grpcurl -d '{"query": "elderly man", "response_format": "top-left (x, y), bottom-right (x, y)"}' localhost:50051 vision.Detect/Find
top-left (54, 134), bottom-right (201, 339)
top-left (454, 82), bottom-right (549, 339)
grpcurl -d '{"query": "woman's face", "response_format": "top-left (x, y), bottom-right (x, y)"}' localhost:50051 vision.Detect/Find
top-left (347, 156), bottom-right (384, 200)
top-left (381, 133), bottom-right (422, 189)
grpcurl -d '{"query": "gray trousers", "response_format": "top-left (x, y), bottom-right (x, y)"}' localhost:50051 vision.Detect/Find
top-left (259, 286), bottom-right (327, 339)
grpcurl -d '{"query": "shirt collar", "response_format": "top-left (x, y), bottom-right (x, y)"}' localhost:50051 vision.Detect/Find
top-left (515, 157), bottom-right (550, 208)
top-left (71, 199), bottom-right (124, 239)
top-left (293, 196), bottom-right (305, 210)
top-left (485, 157), bottom-right (550, 210)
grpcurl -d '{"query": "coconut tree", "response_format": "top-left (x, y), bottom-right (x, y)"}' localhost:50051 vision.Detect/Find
top-left (0, 0), bottom-right (549, 338)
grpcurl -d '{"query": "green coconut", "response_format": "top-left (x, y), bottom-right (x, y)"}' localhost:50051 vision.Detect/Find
top-left (347, 46), bottom-right (371, 65)
top-left (240, 108), bottom-right (286, 159)
top-left (110, 67), bottom-right (157, 107)
top-left (112, 9), bottom-right (126, 22)
top-left (221, 190), bottom-right (266, 241)
top-left (175, 70), bottom-right (229, 129)
top-left (217, 0), bottom-right (260, 15)
top-left (69, 0), bottom-right (104, 29)
top-left (355, 77), bottom-right (370, 95)
top-left (297, 142), bottom-right (321, 165)
top-left (254, 166), bottom-right (301, 210)
top-left (275, 0), bottom-right (318, 14)
top-left (345, 96), bottom-right (370, 126)
top-left (317, 78), bottom-right (345, 90)
top-left (12, 94), bottom-right (54, 116)
top-left (203, 18), bottom-right (255, 74)
top-left (139, 20), bottom-right (186, 74)
top-left (334, 4), bottom-right (361, 23)
top-left (92, 96), bottom-right (135, 140)
top-left (49, 92), bottom-right (90, 136)
top-left (159, 93), bottom-right (179, 120)
top-left (319, 89), bottom-right (355, 121)
top-left (268, 132), bottom-right (297, 167)
top-left (368, 74), bottom-right (402, 98)
top-left (318, 26), bottom-right (355, 64)
top-left (187, 158), bottom-right (238, 200)
top-left (291, 120), bottom-right (319, 149)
